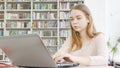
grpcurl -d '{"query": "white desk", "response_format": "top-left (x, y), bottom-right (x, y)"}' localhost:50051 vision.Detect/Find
top-left (6, 66), bottom-right (114, 68)
top-left (71, 66), bottom-right (113, 68)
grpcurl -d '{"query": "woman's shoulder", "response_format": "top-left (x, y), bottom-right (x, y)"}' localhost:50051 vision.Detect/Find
top-left (95, 32), bottom-right (105, 37)
top-left (93, 33), bottom-right (105, 41)
top-left (91, 33), bottom-right (106, 47)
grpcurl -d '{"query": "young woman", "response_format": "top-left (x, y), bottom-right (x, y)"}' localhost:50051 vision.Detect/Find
top-left (53, 4), bottom-right (108, 66)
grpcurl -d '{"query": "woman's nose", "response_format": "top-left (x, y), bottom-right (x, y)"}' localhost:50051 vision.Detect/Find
top-left (73, 19), bottom-right (78, 24)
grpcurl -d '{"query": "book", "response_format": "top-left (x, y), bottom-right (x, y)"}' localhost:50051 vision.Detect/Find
top-left (34, 3), bottom-right (57, 10)
top-left (6, 21), bottom-right (30, 28)
top-left (0, 3), bottom-right (4, 10)
top-left (6, 13), bottom-right (30, 19)
top-left (0, 22), bottom-right (3, 28)
top-left (0, 30), bottom-right (3, 36)
top-left (0, 13), bottom-right (4, 19)
top-left (7, 30), bottom-right (28, 36)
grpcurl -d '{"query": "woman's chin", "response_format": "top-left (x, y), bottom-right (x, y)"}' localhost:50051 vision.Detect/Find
top-left (74, 29), bottom-right (80, 32)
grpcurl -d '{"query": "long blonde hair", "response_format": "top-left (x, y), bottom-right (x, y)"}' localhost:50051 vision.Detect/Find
top-left (70, 4), bottom-right (100, 51)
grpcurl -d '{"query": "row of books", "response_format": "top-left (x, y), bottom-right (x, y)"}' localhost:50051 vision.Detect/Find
top-left (6, 22), bottom-right (30, 28)
top-left (0, 29), bottom-right (70, 37)
top-left (60, 0), bottom-right (80, 1)
top-left (42, 30), bottom-right (57, 36)
top-left (60, 2), bottom-right (77, 9)
top-left (33, 3), bottom-right (57, 9)
top-left (42, 39), bottom-right (57, 46)
top-left (33, 0), bottom-right (80, 2)
top-left (6, 30), bottom-right (29, 36)
top-left (0, 4), bottom-right (4, 10)
top-left (6, 0), bottom-right (80, 2)
top-left (1, 12), bottom-right (69, 20)
top-left (0, 0), bottom-right (80, 2)
top-left (60, 12), bottom-right (70, 19)
top-left (6, 0), bottom-right (30, 1)
top-left (0, 22), bottom-right (3, 27)
top-left (34, 0), bottom-right (57, 1)
top-left (1, 3), bottom-right (79, 10)
top-left (2, 20), bottom-right (70, 28)
top-left (1, 20), bottom-right (69, 28)
top-left (33, 12), bottom-right (57, 20)
top-left (32, 30), bottom-right (69, 37)
top-left (32, 21), bottom-right (57, 28)
top-left (32, 30), bottom-right (57, 37)
top-left (7, 3), bottom-right (31, 10)
top-left (0, 13), bottom-right (4, 19)
top-left (59, 30), bottom-right (70, 37)
top-left (6, 13), bottom-right (30, 19)
top-left (59, 20), bottom-right (70, 28)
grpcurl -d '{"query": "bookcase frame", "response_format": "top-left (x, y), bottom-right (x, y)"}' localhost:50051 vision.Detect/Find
top-left (0, 0), bottom-right (84, 61)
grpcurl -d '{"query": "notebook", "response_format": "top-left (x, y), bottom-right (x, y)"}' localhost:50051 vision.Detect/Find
top-left (0, 34), bottom-right (79, 68)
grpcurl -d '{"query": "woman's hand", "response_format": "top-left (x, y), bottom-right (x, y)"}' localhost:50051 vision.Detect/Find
top-left (53, 53), bottom-right (77, 63)
top-left (0, 62), bottom-right (14, 67)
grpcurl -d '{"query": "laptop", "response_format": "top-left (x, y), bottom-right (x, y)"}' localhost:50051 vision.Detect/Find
top-left (0, 34), bottom-right (79, 68)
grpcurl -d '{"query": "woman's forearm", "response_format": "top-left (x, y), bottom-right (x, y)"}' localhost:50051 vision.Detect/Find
top-left (71, 56), bottom-right (91, 65)
top-left (71, 55), bottom-right (108, 66)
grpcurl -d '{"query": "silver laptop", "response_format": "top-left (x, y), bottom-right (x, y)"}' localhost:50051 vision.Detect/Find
top-left (0, 34), bottom-right (79, 68)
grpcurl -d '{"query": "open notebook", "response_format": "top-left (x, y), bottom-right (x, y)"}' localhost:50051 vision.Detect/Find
top-left (0, 34), bottom-right (79, 68)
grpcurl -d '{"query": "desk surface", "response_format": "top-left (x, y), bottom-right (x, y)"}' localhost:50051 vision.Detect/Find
top-left (6, 66), bottom-right (114, 68)
top-left (71, 66), bottom-right (113, 68)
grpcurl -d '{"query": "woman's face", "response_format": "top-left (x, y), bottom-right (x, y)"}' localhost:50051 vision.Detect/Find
top-left (70, 9), bottom-right (89, 32)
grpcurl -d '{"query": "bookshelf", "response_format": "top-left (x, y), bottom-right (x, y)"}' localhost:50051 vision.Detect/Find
top-left (0, 0), bottom-right (84, 61)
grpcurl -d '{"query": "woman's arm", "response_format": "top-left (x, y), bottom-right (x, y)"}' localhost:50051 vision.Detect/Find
top-left (89, 33), bottom-right (108, 65)
top-left (55, 34), bottom-right (108, 65)
top-left (75, 34), bottom-right (108, 65)
top-left (53, 36), bottom-right (71, 62)
top-left (72, 34), bottom-right (108, 65)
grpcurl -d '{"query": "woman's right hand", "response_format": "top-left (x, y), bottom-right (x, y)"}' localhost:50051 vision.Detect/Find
top-left (52, 53), bottom-right (65, 63)
top-left (53, 53), bottom-right (75, 63)
top-left (0, 62), bottom-right (14, 67)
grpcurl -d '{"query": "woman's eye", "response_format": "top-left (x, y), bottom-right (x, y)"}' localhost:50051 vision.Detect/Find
top-left (77, 18), bottom-right (81, 20)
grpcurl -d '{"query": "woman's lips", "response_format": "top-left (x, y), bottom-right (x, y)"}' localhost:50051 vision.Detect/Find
top-left (74, 26), bottom-right (79, 29)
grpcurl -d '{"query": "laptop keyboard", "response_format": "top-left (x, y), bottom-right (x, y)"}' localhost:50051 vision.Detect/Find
top-left (57, 63), bottom-right (79, 68)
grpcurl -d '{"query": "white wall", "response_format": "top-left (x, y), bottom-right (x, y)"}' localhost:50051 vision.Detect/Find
top-left (85, 0), bottom-right (120, 62)
top-left (106, 0), bottom-right (120, 62)
top-left (85, 0), bottom-right (106, 34)
top-left (106, 0), bottom-right (120, 38)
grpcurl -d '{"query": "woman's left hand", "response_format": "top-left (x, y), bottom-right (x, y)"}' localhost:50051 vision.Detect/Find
top-left (57, 53), bottom-right (77, 63)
